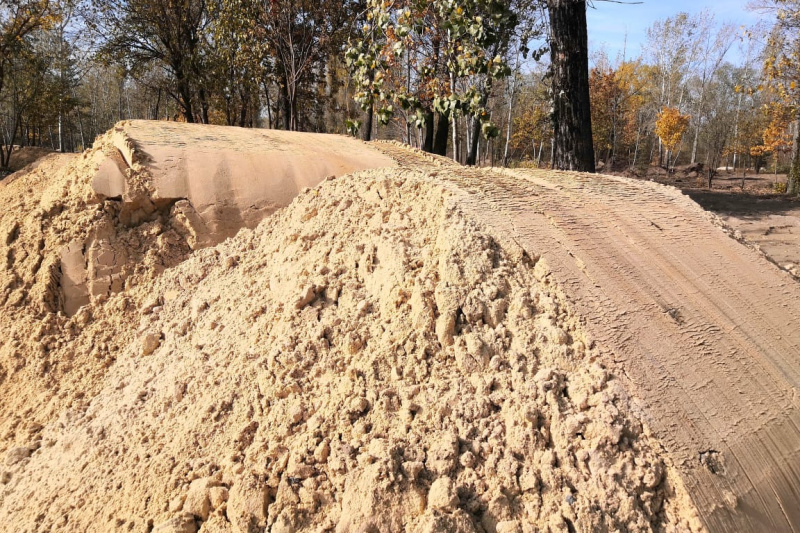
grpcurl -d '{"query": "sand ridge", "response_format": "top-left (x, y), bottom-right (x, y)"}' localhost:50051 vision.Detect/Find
top-left (1, 122), bottom-right (799, 532)
top-left (0, 168), bottom-right (702, 533)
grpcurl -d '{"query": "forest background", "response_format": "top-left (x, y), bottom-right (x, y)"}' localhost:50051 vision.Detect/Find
top-left (1, 0), bottom-right (799, 193)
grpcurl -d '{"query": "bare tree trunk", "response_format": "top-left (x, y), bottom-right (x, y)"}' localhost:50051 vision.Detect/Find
top-left (263, 82), bottom-right (274, 128)
top-left (199, 88), bottom-right (210, 124)
top-left (423, 110), bottom-right (434, 153)
top-left (789, 118), bottom-right (800, 196)
top-left (547, 0), bottom-right (595, 172)
top-left (152, 89), bottom-right (162, 121)
top-left (537, 140), bottom-right (544, 167)
top-left (433, 112), bottom-right (449, 156)
top-left (363, 102), bottom-right (374, 142)
top-left (58, 111), bottom-right (65, 153)
top-left (76, 109), bottom-right (86, 151)
top-left (466, 91), bottom-right (488, 165)
top-left (503, 50), bottom-right (521, 167)
top-left (466, 116), bottom-right (472, 158)
top-left (452, 112), bottom-right (459, 162)
top-left (0, 114), bottom-right (19, 169)
top-left (281, 82), bottom-right (291, 130)
top-left (451, 74), bottom-right (459, 162)
top-left (690, 104), bottom-right (702, 164)
top-left (363, 69), bottom-right (375, 141)
top-left (177, 79), bottom-right (195, 123)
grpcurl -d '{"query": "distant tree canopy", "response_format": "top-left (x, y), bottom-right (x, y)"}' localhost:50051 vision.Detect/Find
top-left (345, 0), bottom-right (525, 160)
top-left (2, 0), bottom-right (800, 195)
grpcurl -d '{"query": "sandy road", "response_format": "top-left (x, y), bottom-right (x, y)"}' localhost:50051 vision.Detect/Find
top-left (377, 144), bottom-right (800, 532)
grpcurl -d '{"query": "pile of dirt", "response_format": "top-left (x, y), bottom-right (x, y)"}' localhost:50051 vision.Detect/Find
top-left (0, 166), bottom-right (702, 532)
top-left (1, 146), bottom-right (55, 174)
top-left (0, 120), bottom-right (396, 317)
top-left (3, 122), bottom-right (800, 533)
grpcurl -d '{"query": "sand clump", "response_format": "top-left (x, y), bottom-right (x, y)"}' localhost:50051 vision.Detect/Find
top-left (0, 129), bottom-right (203, 464)
top-left (0, 165), bottom-right (703, 532)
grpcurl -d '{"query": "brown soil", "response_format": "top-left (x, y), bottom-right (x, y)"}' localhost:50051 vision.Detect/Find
top-left (0, 146), bottom-right (55, 175)
top-left (619, 164), bottom-right (800, 279)
top-left (1, 123), bottom-right (799, 533)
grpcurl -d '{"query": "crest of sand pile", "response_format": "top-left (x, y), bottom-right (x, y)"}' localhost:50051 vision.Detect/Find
top-left (375, 143), bottom-right (800, 532)
top-left (0, 170), bottom-right (704, 533)
top-left (0, 120), bottom-right (395, 317)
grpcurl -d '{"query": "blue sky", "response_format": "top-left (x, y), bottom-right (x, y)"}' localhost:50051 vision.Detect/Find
top-left (585, 0), bottom-right (764, 63)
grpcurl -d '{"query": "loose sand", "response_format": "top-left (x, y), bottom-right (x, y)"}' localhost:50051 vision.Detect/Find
top-left (0, 122), bottom-right (798, 533)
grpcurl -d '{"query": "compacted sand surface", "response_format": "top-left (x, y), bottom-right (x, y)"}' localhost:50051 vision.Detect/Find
top-left (0, 122), bottom-right (798, 533)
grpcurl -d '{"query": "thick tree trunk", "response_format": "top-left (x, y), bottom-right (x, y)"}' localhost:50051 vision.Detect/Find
top-left (423, 110), bottom-right (434, 153)
top-left (363, 102), bottom-right (374, 142)
top-left (433, 112), bottom-right (449, 156)
top-left (547, 0), bottom-right (595, 172)
top-left (177, 81), bottom-right (195, 123)
top-left (466, 89), bottom-right (490, 166)
top-left (789, 119), bottom-right (800, 196)
top-left (199, 88), bottom-right (210, 124)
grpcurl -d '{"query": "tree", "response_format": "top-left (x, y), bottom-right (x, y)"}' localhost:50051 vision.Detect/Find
top-left (0, 0), bottom-right (58, 97)
top-left (511, 68), bottom-right (553, 165)
top-left (655, 106), bottom-right (690, 170)
top-left (1, 32), bottom-right (57, 167)
top-left (643, 12), bottom-right (698, 167)
top-left (93, 0), bottom-right (212, 123)
top-left (751, 0), bottom-right (800, 193)
top-left (253, 0), bottom-right (353, 131)
top-left (755, 101), bottom-right (795, 176)
top-left (589, 55), bottom-right (646, 169)
top-left (698, 64), bottom-right (738, 187)
top-left (547, 0), bottom-right (594, 172)
top-left (346, 0), bottom-right (521, 159)
top-left (686, 14), bottom-right (736, 164)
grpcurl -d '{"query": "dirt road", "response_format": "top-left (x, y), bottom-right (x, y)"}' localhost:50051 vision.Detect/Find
top-left (687, 190), bottom-right (800, 276)
top-left (376, 144), bottom-right (800, 532)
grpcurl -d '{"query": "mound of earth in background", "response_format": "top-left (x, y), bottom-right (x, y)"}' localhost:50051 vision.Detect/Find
top-left (0, 146), bottom-right (55, 177)
top-left (0, 120), bottom-right (395, 317)
top-left (1, 122), bottom-right (800, 533)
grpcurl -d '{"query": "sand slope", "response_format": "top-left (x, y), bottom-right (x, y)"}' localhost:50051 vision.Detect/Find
top-left (0, 123), bottom-right (798, 532)
top-left (379, 143), bottom-right (800, 532)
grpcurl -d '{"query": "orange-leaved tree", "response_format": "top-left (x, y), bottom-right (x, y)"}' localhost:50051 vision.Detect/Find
top-left (762, 102), bottom-right (796, 176)
top-left (753, 0), bottom-right (800, 193)
top-left (589, 58), bottom-right (646, 169)
top-left (655, 106), bottom-right (690, 170)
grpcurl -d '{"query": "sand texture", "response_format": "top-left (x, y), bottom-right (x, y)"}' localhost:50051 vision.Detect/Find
top-left (0, 122), bottom-right (799, 533)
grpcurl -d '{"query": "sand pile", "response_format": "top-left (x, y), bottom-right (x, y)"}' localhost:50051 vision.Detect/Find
top-left (0, 120), bottom-right (396, 318)
top-left (0, 162), bottom-right (703, 532)
top-left (0, 128), bottom-right (194, 318)
top-left (0, 121), bottom-right (399, 532)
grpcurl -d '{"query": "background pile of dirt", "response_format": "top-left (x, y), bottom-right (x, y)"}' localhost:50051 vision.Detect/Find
top-left (0, 147), bottom-right (55, 178)
top-left (0, 165), bottom-right (703, 532)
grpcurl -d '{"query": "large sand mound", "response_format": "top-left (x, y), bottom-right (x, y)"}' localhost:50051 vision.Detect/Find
top-left (1, 123), bottom-right (799, 533)
top-left (0, 169), bottom-right (701, 533)
top-left (0, 120), bottom-right (394, 317)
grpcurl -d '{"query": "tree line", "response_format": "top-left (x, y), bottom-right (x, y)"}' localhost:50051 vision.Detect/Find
top-left (1, 0), bottom-right (799, 193)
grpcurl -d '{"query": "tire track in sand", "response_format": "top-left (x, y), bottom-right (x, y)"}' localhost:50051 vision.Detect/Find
top-left (373, 143), bottom-right (800, 532)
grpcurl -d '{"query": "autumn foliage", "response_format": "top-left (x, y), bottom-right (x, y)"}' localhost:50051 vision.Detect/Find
top-left (655, 107), bottom-right (690, 153)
